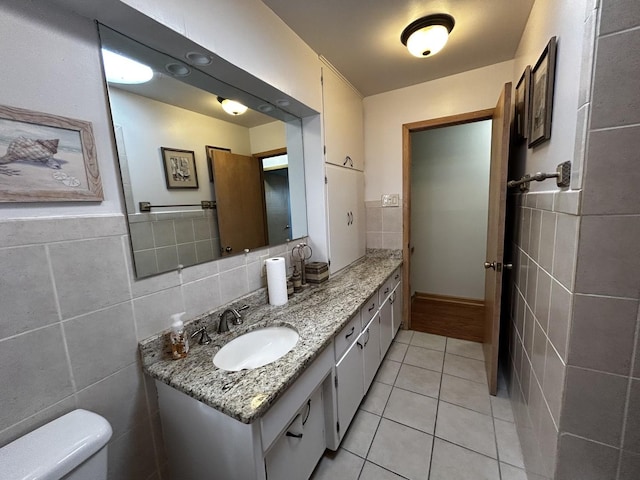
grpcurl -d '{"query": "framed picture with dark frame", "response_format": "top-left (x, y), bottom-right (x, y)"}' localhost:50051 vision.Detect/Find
top-left (528, 36), bottom-right (557, 148)
top-left (161, 147), bottom-right (199, 189)
top-left (0, 103), bottom-right (103, 202)
top-left (515, 65), bottom-right (531, 140)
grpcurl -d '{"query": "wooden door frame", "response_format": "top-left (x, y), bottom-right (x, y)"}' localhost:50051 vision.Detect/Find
top-left (401, 109), bottom-right (494, 330)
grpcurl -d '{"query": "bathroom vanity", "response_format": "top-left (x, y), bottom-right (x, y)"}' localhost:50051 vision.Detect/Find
top-left (140, 254), bottom-right (402, 480)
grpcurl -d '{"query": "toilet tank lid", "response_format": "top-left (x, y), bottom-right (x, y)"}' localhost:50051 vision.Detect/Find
top-left (0, 409), bottom-right (113, 480)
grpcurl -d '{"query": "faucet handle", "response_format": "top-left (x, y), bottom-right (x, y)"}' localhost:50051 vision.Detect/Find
top-left (230, 305), bottom-right (250, 326)
top-left (191, 326), bottom-right (212, 345)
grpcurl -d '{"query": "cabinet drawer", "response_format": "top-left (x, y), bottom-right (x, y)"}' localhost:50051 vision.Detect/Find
top-left (379, 268), bottom-right (401, 305)
top-left (361, 292), bottom-right (378, 325)
top-left (265, 385), bottom-right (326, 480)
top-left (334, 312), bottom-right (362, 361)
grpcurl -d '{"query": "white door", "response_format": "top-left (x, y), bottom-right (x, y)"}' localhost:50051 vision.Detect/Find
top-left (362, 315), bottom-right (381, 392)
top-left (335, 339), bottom-right (364, 441)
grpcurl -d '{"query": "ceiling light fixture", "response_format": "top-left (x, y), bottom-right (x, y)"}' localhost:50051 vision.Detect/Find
top-left (217, 97), bottom-right (248, 116)
top-left (101, 49), bottom-right (153, 84)
top-left (185, 51), bottom-right (213, 65)
top-left (165, 63), bottom-right (190, 77)
top-left (400, 14), bottom-right (455, 58)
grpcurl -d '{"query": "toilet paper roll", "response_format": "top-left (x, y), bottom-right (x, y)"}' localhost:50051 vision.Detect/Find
top-left (266, 257), bottom-right (288, 306)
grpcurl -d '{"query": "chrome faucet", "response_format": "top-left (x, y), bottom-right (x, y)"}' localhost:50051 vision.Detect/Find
top-left (217, 305), bottom-right (249, 333)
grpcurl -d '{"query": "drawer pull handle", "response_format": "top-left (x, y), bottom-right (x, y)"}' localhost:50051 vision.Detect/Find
top-left (302, 399), bottom-right (311, 425)
top-left (363, 329), bottom-right (371, 347)
top-left (384, 287), bottom-right (389, 294)
top-left (286, 431), bottom-right (303, 438)
top-left (345, 326), bottom-right (355, 339)
top-left (368, 303), bottom-right (375, 312)
top-left (395, 274), bottom-right (399, 280)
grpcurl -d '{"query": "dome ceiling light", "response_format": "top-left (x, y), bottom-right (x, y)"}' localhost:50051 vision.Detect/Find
top-left (400, 14), bottom-right (455, 58)
top-left (101, 49), bottom-right (153, 84)
top-left (217, 97), bottom-right (248, 116)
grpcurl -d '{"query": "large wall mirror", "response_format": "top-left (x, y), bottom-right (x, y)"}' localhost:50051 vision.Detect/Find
top-left (99, 25), bottom-right (308, 278)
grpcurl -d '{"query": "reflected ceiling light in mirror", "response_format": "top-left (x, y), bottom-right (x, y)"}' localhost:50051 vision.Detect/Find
top-left (165, 62), bottom-right (191, 77)
top-left (258, 104), bottom-right (274, 113)
top-left (217, 97), bottom-right (248, 115)
top-left (400, 14), bottom-right (455, 58)
top-left (185, 51), bottom-right (213, 65)
top-left (101, 49), bottom-right (153, 84)
top-left (275, 99), bottom-right (290, 107)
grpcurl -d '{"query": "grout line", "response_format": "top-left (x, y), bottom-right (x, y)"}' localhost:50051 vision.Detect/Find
top-left (426, 337), bottom-right (447, 480)
top-left (45, 244), bottom-right (77, 394)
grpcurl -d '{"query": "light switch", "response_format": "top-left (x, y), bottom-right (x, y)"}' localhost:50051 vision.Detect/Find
top-left (381, 194), bottom-right (400, 207)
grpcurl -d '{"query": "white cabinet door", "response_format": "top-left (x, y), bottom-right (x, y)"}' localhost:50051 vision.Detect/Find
top-left (391, 282), bottom-right (403, 336)
top-left (335, 339), bottom-right (364, 441)
top-left (265, 386), bottom-right (326, 480)
top-left (327, 164), bottom-right (366, 274)
top-left (322, 64), bottom-right (364, 171)
top-left (362, 315), bottom-right (381, 393)
top-left (379, 297), bottom-right (393, 357)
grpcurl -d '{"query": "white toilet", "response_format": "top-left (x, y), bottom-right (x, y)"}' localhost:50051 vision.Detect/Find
top-left (0, 409), bottom-right (112, 480)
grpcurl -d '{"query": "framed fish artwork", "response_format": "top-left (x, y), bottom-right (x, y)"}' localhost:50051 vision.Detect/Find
top-left (0, 104), bottom-right (103, 202)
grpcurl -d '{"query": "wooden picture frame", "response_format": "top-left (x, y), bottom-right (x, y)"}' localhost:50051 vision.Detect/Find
top-left (0, 104), bottom-right (103, 202)
top-left (161, 147), bottom-right (199, 189)
top-left (528, 37), bottom-right (557, 148)
top-left (515, 65), bottom-right (531, 140)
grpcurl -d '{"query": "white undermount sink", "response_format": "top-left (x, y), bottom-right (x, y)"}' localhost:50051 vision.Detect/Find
top-left (213, 326), bottom-right (299, 372)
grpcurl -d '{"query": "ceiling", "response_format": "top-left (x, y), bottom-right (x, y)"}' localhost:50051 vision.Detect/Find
top-left (261, 0), bottom-right (535, 96)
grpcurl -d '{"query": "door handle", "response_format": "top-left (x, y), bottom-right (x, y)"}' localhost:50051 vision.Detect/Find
top-left (504, 263), bottom-right (513, 270)
top-left (484, 261), bottom-right (503, 272)
top-left (225, 246), bottom-right (232, 253)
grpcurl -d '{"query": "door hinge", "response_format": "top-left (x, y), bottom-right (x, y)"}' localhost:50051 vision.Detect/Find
top-left (328, 259), bottom-right (331, 267)
top-left (323, 145), bottom-right (326, 155)
top-left (325, 175), bottom-right (328, 184)
top-left (334, 375), bottom-right (338, 388)
top-left (337, 421), bottom-right (340, 433)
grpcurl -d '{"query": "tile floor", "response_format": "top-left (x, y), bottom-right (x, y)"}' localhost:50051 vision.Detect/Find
top-left (311, 330), bottom-right (528, 480)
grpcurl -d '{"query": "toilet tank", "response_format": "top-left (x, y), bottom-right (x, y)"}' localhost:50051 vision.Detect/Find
top-left (0, 409), bottom-right (113, 480)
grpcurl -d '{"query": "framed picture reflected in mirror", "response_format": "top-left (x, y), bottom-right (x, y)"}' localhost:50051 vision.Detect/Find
top-left (161, 147), bottom-right (199, 189)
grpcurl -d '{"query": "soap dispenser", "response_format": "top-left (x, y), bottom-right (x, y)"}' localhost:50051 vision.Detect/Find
top-left (169, 312), bottom-right (189, 360)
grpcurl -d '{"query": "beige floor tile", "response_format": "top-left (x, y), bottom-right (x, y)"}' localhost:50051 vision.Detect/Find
top-left (386, 341), bottom-right (408, 362)
top-left (394, 329), bottom-right (414, 344)
top-left (494, 418), bottom-right (524, 468)
top-left (446, 338), bottom-right (485, 361)
top-left (440, 374), bottom-right (491, 415)
top-left (375, 359), bottom-right (401, 385)
top-left (342, 409), bottom-right (381, 458)
top-left (383, 387), bottom-right (437, 434)
top-left (491, 393), bottom-right (515, 423)
top-left (395, 364), bottom-right (441, 398)
top-left (367, 418), bottom-right (433, 480)
top-left (430, 438), bottom-right (501, 480)
top-left (500, 462), bottom-right (529, 480)
top-left (410, 331), bottom-right (446, 351)
top-left (358, 461), bottom-right (405, 479)
top-left (435, 401), bottom-right (497, 458)
top-left (362, 381), bottom-right (393, 416)
top-left (443, 353), bottom-right (487, 385)
top-left (403, 345), bottom-right (444, 372)
top-left (311, 448), bottom-right (364, 480)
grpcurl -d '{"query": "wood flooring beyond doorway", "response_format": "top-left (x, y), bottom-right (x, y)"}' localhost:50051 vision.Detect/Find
top-left (411, 293), bottom-right (485, 342)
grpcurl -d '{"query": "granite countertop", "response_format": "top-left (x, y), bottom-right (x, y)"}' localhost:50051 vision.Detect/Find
top-left (139, 252), bottom-right (402, 424)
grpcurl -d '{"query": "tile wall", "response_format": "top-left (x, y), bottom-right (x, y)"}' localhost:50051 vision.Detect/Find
top-left (365, 200), bottom-right (402, 250)
top-left (508, 190), bottom-right (581, 480)
top-left (129, 210), bottom-right (222, 278)
top-left (0, 213), bottom-right (295, 479)
top-left (554, 0), bottom-right (640, 478)
top-left (508, 2), bottom-right (640, 479)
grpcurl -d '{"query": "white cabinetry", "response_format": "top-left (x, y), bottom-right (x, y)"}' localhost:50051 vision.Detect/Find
top-left (265, 385), bottom-right (326, 480)
top-left (335, 339), bottom-right (364, 441)
top-left (379, 297), bottom-right (393, 358)
top-left (391, 281), bottom-right (403, 335)
top-left (326, 164), bottom-right (365, 274)
top-left (362, 315), bottom-right (381, 392)
top-left (321, 62), bottom-right (364, 171)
